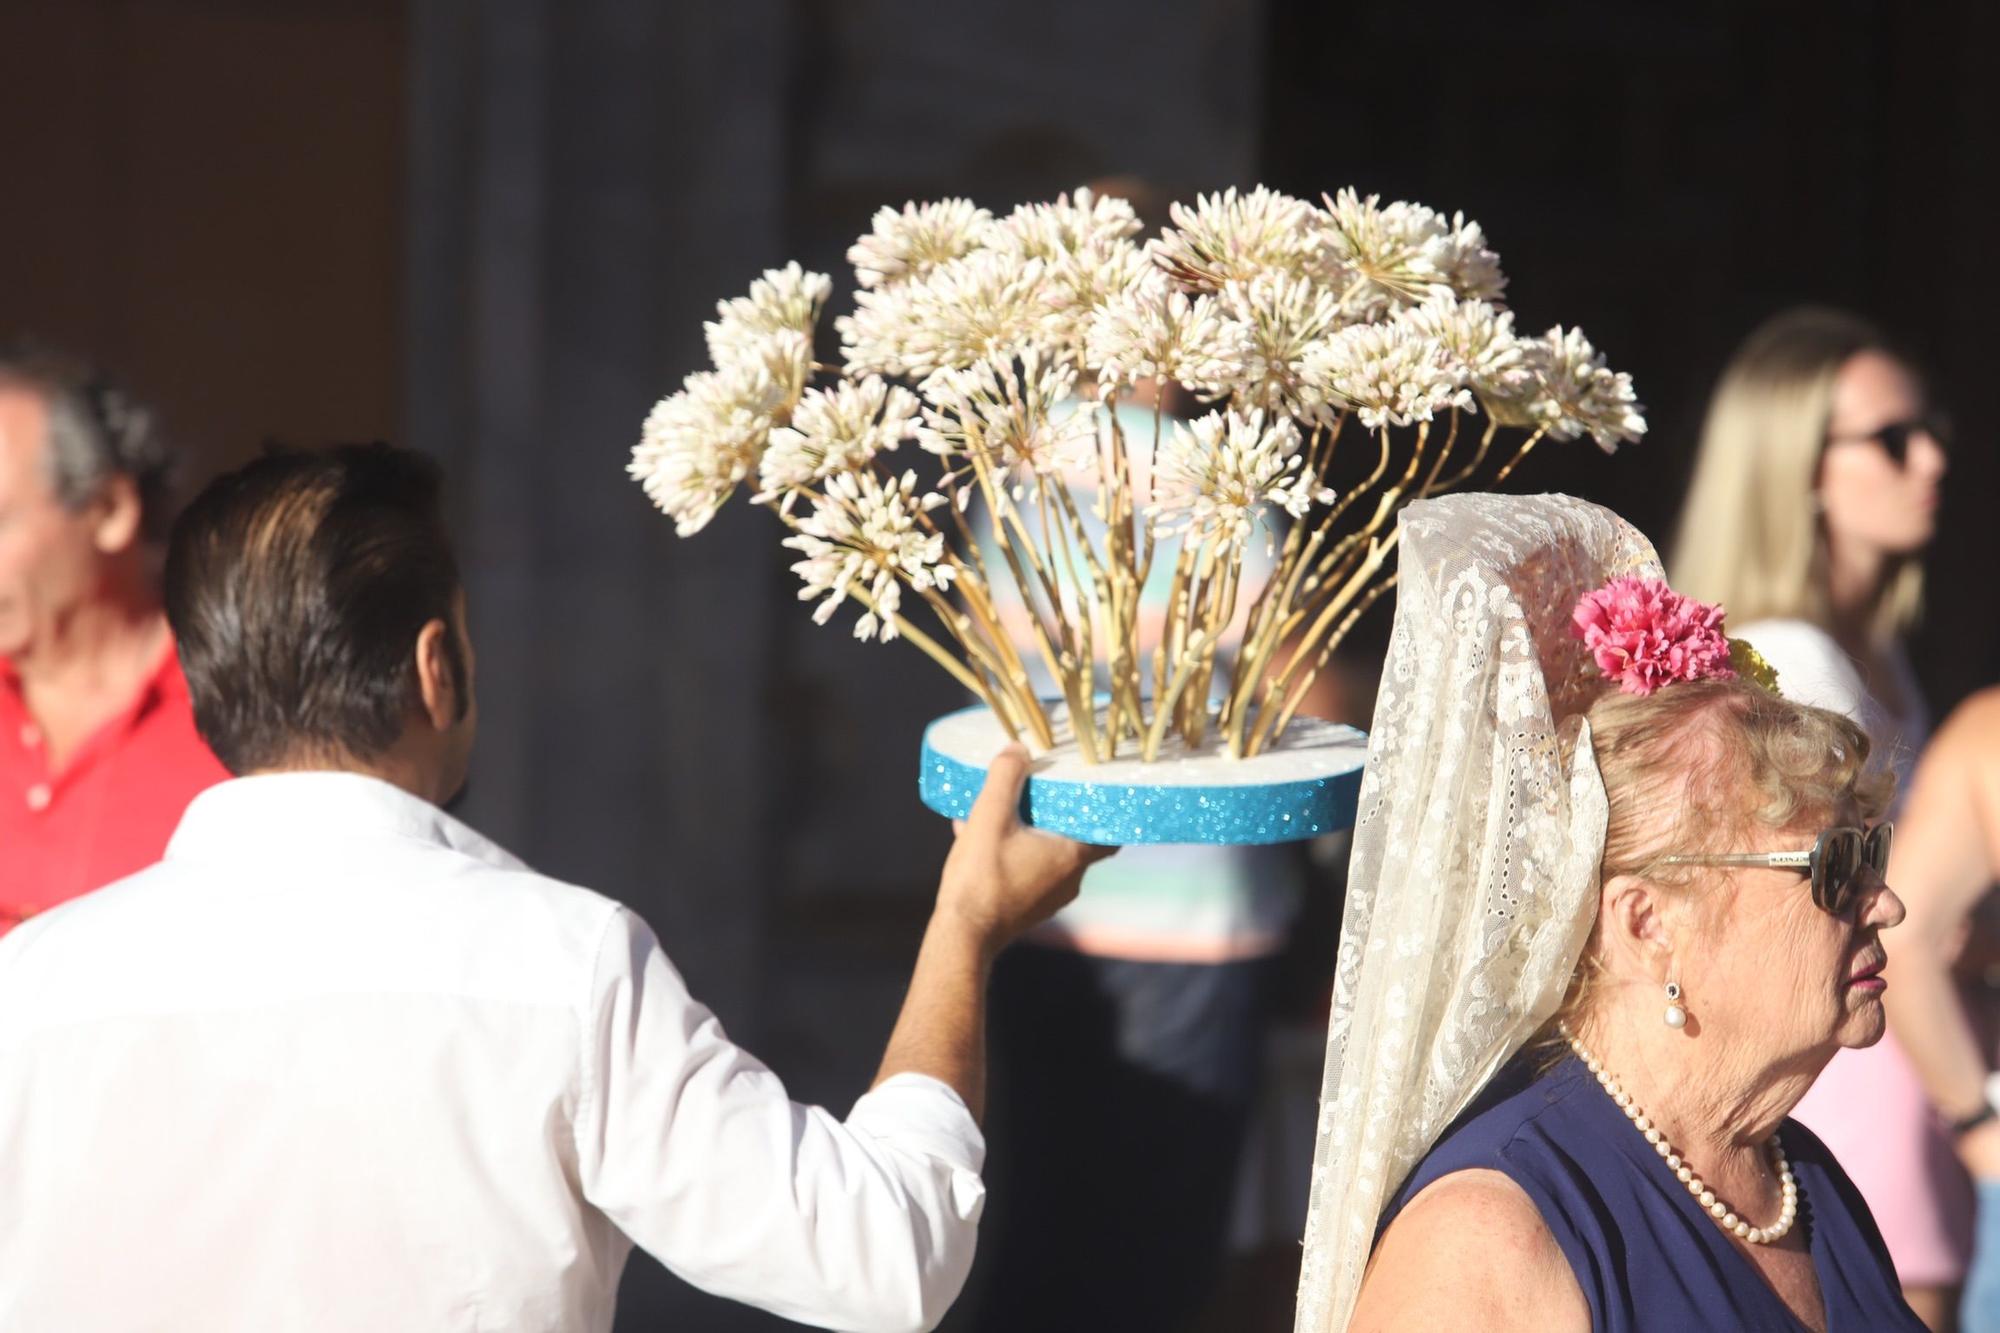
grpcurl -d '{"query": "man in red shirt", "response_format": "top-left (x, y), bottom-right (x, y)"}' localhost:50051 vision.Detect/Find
top-left (0, 347), bottom-right (226, 931)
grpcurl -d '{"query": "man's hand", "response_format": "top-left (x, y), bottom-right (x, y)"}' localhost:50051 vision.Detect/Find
top-left (873, 746), bottom-right (1116, 1121)
top-left (935, 745), bottom-right (1115, 948)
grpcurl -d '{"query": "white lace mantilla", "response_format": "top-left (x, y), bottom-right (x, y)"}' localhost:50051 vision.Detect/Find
top-left (1294, 493), bottom-right (1661, 1331)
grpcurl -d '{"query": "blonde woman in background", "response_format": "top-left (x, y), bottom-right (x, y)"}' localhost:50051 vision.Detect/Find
top-left (1673, 305), bottom-right (1956, 1325)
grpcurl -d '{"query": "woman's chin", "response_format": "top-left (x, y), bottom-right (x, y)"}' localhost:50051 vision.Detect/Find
top-left (1836, 996), bottom-right (1890, 1049)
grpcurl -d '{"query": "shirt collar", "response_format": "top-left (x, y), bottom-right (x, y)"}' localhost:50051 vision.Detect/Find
top-left (0, 632), bottom-right (183, 717)
top-left (166, 771), bottom-right (528, 873)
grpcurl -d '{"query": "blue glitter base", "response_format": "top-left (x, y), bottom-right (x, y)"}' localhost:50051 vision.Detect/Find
top-left (918, 711), bottom-right (1365, 846)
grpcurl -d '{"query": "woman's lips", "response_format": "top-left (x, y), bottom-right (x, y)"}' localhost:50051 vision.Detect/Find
top-left (1847, 956), bottom-right (1887, 990)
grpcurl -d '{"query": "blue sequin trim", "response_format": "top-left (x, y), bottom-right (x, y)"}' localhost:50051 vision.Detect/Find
top-left (918, 732), bottom-right (1364, 846)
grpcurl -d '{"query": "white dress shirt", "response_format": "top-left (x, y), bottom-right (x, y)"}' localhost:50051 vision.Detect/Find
top-left (0, 773), bottom-right (984, 1332)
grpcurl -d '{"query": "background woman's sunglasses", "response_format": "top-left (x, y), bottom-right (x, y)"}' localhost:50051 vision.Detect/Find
top-left (1659, 823), bottom-right (1892, 917)
top-left (1825, 415), bottom-right (1952, 468)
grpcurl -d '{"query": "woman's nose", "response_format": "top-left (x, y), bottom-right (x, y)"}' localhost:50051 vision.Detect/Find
top-left (1911, 432), bottom-right (1949, 480)
top-left (1861, 873), bottom-right (1907, 930)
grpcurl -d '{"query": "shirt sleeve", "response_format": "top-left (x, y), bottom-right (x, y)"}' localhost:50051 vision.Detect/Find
top-left (572, 907), bottom-right (985, 1333)
top-left (1738, 620), bottom-right (1871, 721)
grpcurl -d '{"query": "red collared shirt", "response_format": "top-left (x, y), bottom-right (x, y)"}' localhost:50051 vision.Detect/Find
top-left (1, 638), bottom-right (227, 932)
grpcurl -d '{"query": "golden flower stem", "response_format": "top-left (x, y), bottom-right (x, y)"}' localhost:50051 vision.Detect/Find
top-left (964, 447), bottom-right (1078, 714)
top-left (1247, 528), bottom-right (1399, 755)
top-left (1049, 473), bottom-right (1141, 753)
top-left (1487, 427), bottom-right (1550, 486)
top-left (1247, 571), bottom-right (1399, 758)
top-left (1172, 539), bottom-right (1236, 743)
top-left (1225, 419), bottom-right (1387, 751)
top-left (1152, 540), bottom-right (1197, 728)
top-left (1436, 416), bottom-right (1501, 490)
top-left (919, 584), bottom-right (1055, 749)
top-left (1419, 408), bottom-right (1462, 496)
top-left (1040, 485), bottom-right (1102, 762)
top-left (943, 555), bottom-right (1054, 741)
top-left (929, 495), bottom-right (1058, 748)
top-left (787, 481), bottom-right (1051, 748)
top-left (844, 584), bottom-right (1003, 720)
top-left (1142, 638), bottom-right (1210, 762)
top-left (1224, 423), bottom-right (1328, 735)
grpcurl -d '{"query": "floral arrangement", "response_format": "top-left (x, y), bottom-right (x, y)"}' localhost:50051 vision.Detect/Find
top-left (1572, 575), bottom-right (1781, 696)
top-left (632, 185), bottom-right (1647, 760)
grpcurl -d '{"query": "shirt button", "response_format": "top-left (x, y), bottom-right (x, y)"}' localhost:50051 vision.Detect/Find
top-left (25, 782), bottom-right (51, 812)
top-left (18, 723), bottom-right (39, 749)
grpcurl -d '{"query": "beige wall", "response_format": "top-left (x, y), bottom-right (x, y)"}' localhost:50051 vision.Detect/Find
top-left (0, 0), bottom-right (404, 493)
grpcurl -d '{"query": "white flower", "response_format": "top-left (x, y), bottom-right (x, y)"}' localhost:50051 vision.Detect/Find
top-left (1304, 322), bottom-right (1468, 430)
top-left (994, 188), bottom-right (1152, 351)
top-left (1039, 237), bottom-right (1155, 352)
top-left (1217, 273), bottom-right (1344, 421)
top-left (847, 198), bottom-right (997, 289)
top-left (704, 262), bottom-right (833, 370)
top-left (630, 358), bottom-right (793, 537)
top-left (1146, 408), bottom-right (1334, 548)
top-left (1319, 189), bottom-right (1454, 320)
top-left (1518, 326), bottom-right (1647, 451)
top-left (1390, 294), bottom-right (1529, 413)
top-left (838, 251), bottom-right (1053, 379)
top-left (997, 186), bottom-right (1142, 263)
top-left (917, 350), bottom-right (1099, 497)
top-left (756, 376), bottom-right (920, 508)
top-left (1086, 273), bottom-right (1250, 393)
top-left (782, 468), bottom-right (956, 642)
top-left (1318, 192), bottom-right (1509, 319)
top-left (735, 328), bottom-right (814, 415)
top-left (1151, 186), bottom-right (1321, 292)
top-left (1427, 214), bottom-right (1507, 303)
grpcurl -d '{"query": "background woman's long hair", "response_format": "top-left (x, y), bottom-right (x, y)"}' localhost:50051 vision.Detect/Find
top-left (1670, 306), bottom-right (1924, 646)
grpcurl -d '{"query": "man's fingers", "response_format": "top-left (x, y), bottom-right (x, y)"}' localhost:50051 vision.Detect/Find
top-left (966, 744), bottom-right (1032, 834)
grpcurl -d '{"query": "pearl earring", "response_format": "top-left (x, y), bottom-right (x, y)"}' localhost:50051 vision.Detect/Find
top-left (1664, 980), bottom-right (1687, 1029)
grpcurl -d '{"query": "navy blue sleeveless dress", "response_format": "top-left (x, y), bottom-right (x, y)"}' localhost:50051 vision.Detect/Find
top-left (1380, 1056), bottom-right (1925, 1332)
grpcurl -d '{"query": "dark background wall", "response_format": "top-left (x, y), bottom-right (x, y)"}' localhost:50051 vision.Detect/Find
top-left (1263, 0), bottom-right (2000, 711)
top-left (3, 2), bottom-right (1995, 1328)
top-left (0, 0), bottom-right (404, 479)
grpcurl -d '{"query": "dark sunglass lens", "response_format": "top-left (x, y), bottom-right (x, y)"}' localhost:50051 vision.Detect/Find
top-left (1928, 413), bottom-right (1954, 452)
top-left (1879, 424), bottom-right (1911, 467)
top-left (1866, 823), bottom-right (1892, 875)
top-left (1819, 831), bottom-right (1860, 914)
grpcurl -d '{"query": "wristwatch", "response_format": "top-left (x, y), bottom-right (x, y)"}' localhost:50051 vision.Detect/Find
top-left (1950, 1071), bottom-right (2000, 1137)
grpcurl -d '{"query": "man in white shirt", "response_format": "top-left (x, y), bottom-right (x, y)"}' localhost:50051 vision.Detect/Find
top-left (0, 442), bottom-right (1107, 1333)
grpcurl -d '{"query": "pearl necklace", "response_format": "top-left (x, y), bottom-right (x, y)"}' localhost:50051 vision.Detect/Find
top-left (1561, 1025), bottom-right (1798, 1246)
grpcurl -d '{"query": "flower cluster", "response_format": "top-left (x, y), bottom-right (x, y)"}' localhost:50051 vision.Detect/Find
top-left (1571, 576), bottom-right (1735, 696)
top-left (1148, 409), bottom-right (1334, 549)
top-left (633, 182), bottom-right (1646, 761)
top-left (757, 376), bottom-right (920, 510)
top-left (783, 469), bottom-right (955, 643)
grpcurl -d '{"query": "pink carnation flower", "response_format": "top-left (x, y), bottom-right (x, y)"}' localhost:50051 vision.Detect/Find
top-left (1570, 575), bottom-right (1736, 696)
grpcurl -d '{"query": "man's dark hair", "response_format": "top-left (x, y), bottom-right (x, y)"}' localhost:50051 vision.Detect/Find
top-left (0, 340), bottom-right (176, 541)
top-left (165, 442), bottom-right (468, 775)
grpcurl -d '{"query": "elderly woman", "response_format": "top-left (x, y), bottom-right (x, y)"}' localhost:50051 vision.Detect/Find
top-left (1291, 494), bottom-right (1922, 1332)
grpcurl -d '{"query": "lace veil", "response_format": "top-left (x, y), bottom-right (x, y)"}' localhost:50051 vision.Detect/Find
top-left (1293, 493), bottom-right (1663, 1331)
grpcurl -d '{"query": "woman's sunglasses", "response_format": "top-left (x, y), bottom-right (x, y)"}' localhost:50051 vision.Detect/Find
top-left (1825, 415), bottom-right (1952, 468)
top-left (1658, 823), bottom-right (1892, 918)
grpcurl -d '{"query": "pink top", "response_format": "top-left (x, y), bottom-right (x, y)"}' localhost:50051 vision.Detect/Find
top-left (1741, 619), bottom-right (1967, 1287)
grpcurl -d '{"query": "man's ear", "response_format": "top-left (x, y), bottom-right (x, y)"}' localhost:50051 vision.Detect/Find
top-left (90, 474), bottom-right (145, 556)
top-left (413, 618), bottom-right (458, 732)
top-left (1599, 872), bottom-right (1677, 974)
